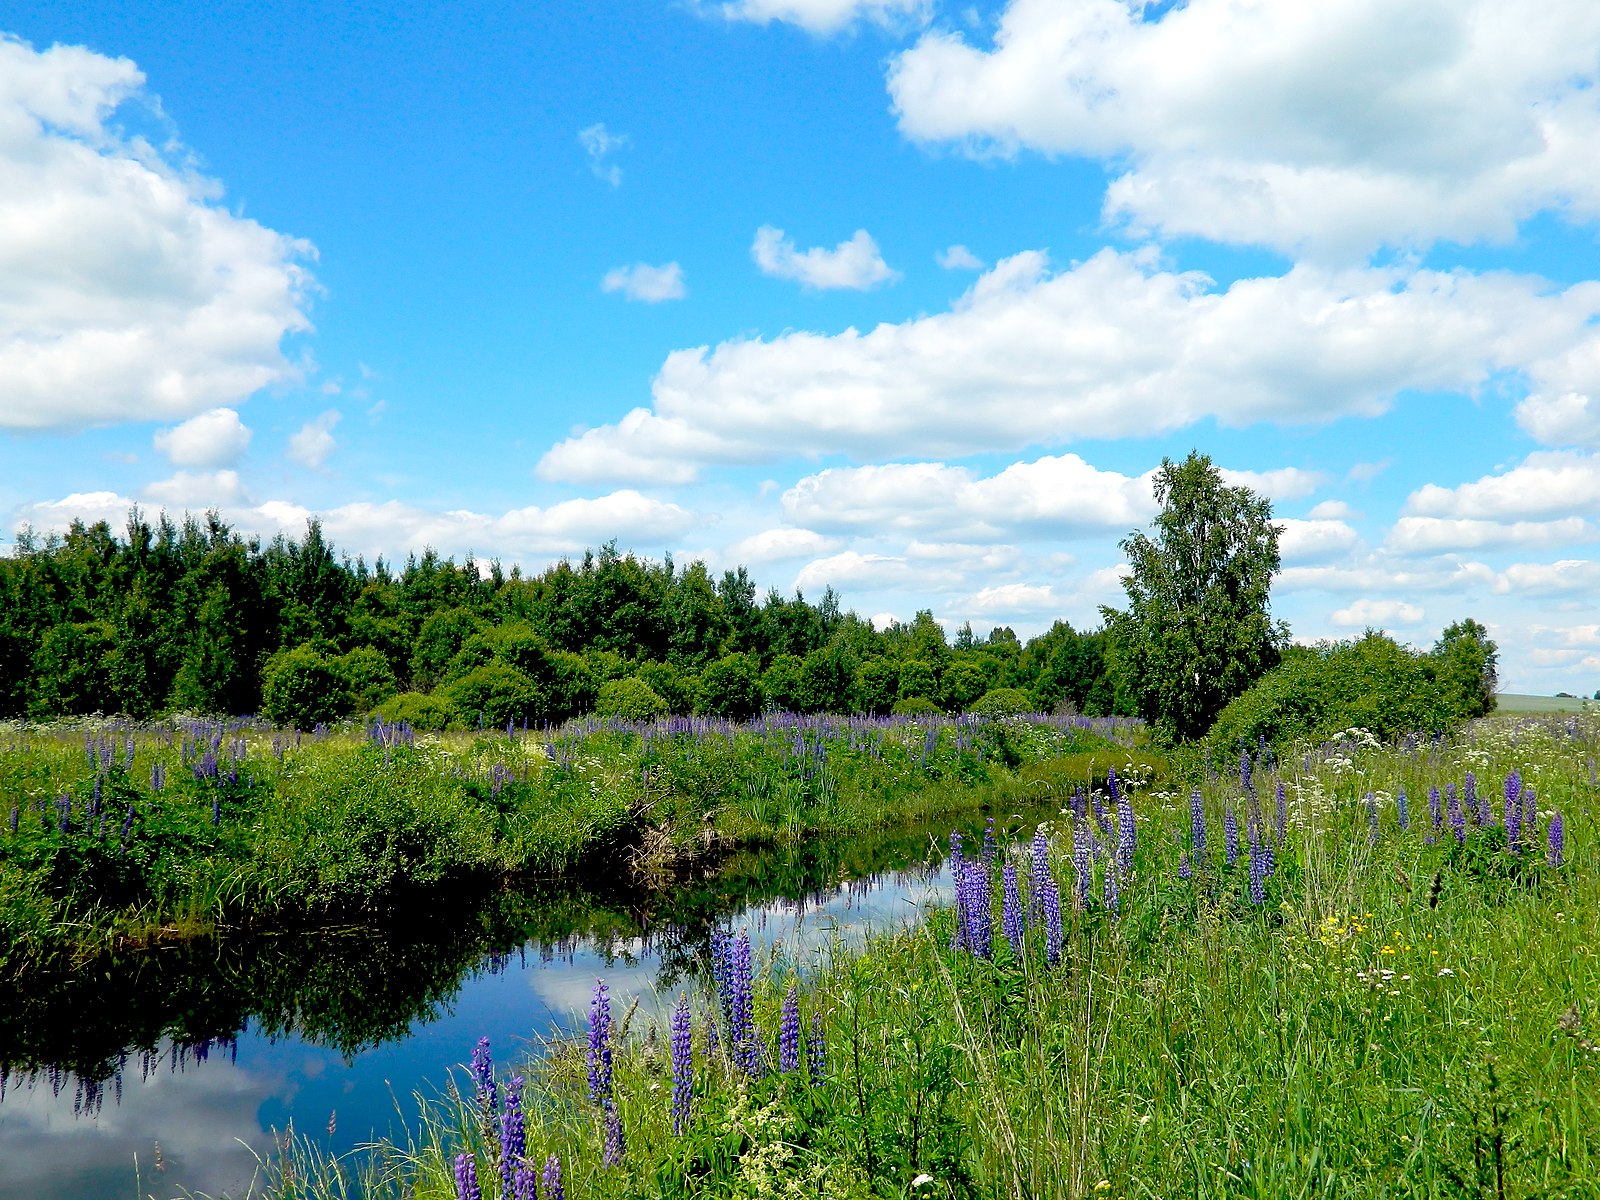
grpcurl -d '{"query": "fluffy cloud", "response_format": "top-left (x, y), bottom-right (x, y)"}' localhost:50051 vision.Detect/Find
top-left (1404, 451), bottom-right (1600, 521)
top-left (888, 0), bottom-right (1600, 257)
top-left (1277, 517), bottom-right (1361, 564)
top-left (1330, 598), bottom-right (1426, 628)
top-left (13, 488), bottom-right (695, 565)
top-left (715, 0), bottom-right (926, 35)
top-left (153, 408), bottom-right (253, 467)
top-left (287, 410), bottom-right (342, 469)
top-left (724, 527), bottom-right (840, 563)
top-left (1387, 516), bottom-right (1593, 554)
top-left (538, 250), bottom-right (1600, 483)
top-left (780, 454), bottom-right (1156, 540)
top-left (602, 261), bottom-right (686, 303)
top-left (937, 244), bottom-right (985, 270)
top-left (1495, 559), bottom-right (1600, 596)
top-left (0, 36), bottom-right (314, 431)
top-left (144, 469), bottom-right (250, 509)
top-left (578, 123), bottom-right (627, 186)
top-left (751, 226), bottom-right (899, 291)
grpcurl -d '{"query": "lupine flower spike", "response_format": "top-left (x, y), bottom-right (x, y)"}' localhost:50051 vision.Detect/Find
top-left (454, 1153), bottom-right (481, 1200)
top-left (543, 1155), bottom-right (565, 1200)
top-left (1001, 862), bottom-right (1024, 954)
top-left (588, 981), bottom-right (613, 1103)
top-left (779, 985), bottom-right (801, 1074)
top-left (671, 993), bottom-right (693, 1135)
top-left (1547, 811), bottom-right (1565, 869)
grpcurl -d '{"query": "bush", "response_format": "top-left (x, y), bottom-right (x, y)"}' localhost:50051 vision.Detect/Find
top-left (336, 646), bottom-right (398, 711)
top-left (891, 696), bottom-right (942, 716)
top-left (969, 687), bottom-right (1033, 716)
top-left (1207, 630), bottom-right (1478, 753)
top-left (595, 677), bottom-right (669, 722)
top-left (437, 664), bottom-right (543, 728)
top-left (700, 653), bottom-right (763, 721)
top-left (261, 645), bottom-right (355, 728)
top-left (370, 691), bottom-right (457, 730)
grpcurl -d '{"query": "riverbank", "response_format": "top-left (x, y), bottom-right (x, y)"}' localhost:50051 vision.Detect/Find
top-left (269, 712), bottom-right (1599, 1200)
top-left (0, 712), bottom-right (1156, 981)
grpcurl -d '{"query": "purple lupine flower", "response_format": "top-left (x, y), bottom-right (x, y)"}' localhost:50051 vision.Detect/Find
top-left (710, 928), bottom-right (733, 1018)
top-left (731, 931), bottom-right (760, 1078)
top-left (471, 1037), bottom-right (498, 1117)
top-left (1428, 785), bottom-right (1442, 832)
top-left (1102, 855), bottom-right (1119, 918)
top-left (1547, 811), bottom-right (1565, 868)
top-left (588, 981), bottom-right (613, 1103)
top-left (807, 1009), bottom-right (826, 1085)
top-left (1520, 786), bottom-right (1538, 847)
top-left (1464, 772), bottom-right (1480, 824)
top-left (1042, 873), bottom-right (1063, 966)
top-left (1115, 773), bottom-right (1136, 879)
top-left (1189, 788), bottom-right (1207, 857)
top-left (1029, 826), bottom-right (1050, 926)
top-left (1365, 792), bottom-right (1380, 845)
top-left (779, 986), bottom-right (801, 1074)
top-left (982, 817), bottom-right (997, 868)
top-left (1001, 862), bottom-right (1024, 954)
top-left (602, 1099), bottom-right (625, 1166)
top-left (1071, 820), bottom-right (1092, 909)
top-left (1397, 786), bottom-right (1410, 832)
top-left (1274, 781), bottom-right (1287, 846)
top-left (542, 1156), bottom-right (564, 1200)
top-left (1071, 785), bottom-right (1087, 824)
top-left (1091, 786), bottom-right (1110, 835)
top-left (671, 994), bottom-right (693, 1134)
top-left (1504, 770), bottom-right (1522, 850)
top-left (1178, 849), bottom-right (1191, 879)
top-left (511, 1163), bottom-right (538, 1200)
top-left (1239, 748), bottom-right (1253, 796)
top-left (1248, 839), bottom-right (1268, 905)
top-left (1224, 805), bottom-right (1240, 867)
top-left (1447, 783), bottom-right (1466, 845)
top-left (963, 859), bottom-right (993, 959)
top-left (499, 1076), bottom-right (525, 1193)
top-left (8, 806), bottom-right (17, 834)
top-left (455, 1153), bottom-right (481, 1200)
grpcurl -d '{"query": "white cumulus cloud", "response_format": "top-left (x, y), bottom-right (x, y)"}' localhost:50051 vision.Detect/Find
top-left (0, 36), bottom-right (315, 431)
top-left (152, 407), bottom-right (253, 467)
top-left (887, 0), bottom-right (1600, 258)
top-left (1404, 451), bottom-right (1600, 521)
top-left (751, 226), bottom-right (899, 291)
top-left (1387, 516), bottom-right (1593, 554)
top-left (602, 261), bottom-right (687, 303)
top-left (937, 244), bottom-right (985, 270)
top-left (538, 250), bottom-right (1600, 484)
top-left (716, 0), bottom-right (927, 35)
top-left (725, 527), bottom-right (840, 564)
top-left (1331, 598), bottom-right (1426, 628)
top-left (287, 410), bottom-right (342, 469)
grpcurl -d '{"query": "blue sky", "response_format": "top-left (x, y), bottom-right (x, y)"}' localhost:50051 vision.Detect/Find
top-left (3, 0), bottom-right (1599, 693)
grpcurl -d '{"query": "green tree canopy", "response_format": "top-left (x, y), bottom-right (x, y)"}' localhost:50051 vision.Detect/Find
top-left (1102, 451), bottom-right (1287, 741)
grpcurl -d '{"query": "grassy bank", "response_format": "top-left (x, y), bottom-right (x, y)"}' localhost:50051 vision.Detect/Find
top-left (0, 712), bottom-right (1153, 981)
top-left (271, 713), bottom-right (1599, 1200)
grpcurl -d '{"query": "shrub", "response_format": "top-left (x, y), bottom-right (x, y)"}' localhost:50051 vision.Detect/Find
top-left (969, 687), bottom-right (1033, 716)
top-left (891, 696), bottom-right (942, 716)
top-left (700, 653), bottom-right (763, 721)
top-left (437, 664), bottom-right (543, 728)
top-left (261, 645), bottom-right (355, 728)
top-left (596, 677), bottom-right (669, 722)
top-left (336, 646), bottom-right (398, 711)
top-left (1207, 629), bottom-right (1481, 753)
top-left (370, 691), bottom-right (457, 730)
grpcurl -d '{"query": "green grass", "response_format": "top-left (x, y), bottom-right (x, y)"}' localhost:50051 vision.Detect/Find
top-left (262, 713), bottom-right (1600, 1200)
top-left (1494, 693), bottom-right (1597, 715)
top-left (0, 714), bottom-right (1156, 980)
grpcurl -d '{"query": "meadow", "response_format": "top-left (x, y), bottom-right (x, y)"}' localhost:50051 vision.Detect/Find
top-left (263, 712), bottom-right (1598, 1200)
top-left (0, 711), bottom-right (1148, 982)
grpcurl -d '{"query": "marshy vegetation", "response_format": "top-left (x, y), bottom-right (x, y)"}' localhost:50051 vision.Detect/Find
top-left (268, 712), bottom-right (1598, 1200)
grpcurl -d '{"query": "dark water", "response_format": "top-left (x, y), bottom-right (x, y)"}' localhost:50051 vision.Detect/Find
top-left (0, 809), bottom-right (1036, 1200)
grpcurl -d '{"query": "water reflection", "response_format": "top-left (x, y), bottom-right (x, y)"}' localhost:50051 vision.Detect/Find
top-left (0, 809), bottom-right (1034, 1200)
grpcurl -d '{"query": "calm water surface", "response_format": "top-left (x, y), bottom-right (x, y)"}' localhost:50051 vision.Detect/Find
top-left (0, 810), bottom-right (1042, 1199)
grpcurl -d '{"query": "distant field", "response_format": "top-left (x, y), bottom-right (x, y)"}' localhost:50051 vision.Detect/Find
top-left (1496, 692), bottom-right (1596, 713)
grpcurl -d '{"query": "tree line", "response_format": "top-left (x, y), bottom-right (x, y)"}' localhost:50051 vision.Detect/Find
top-left (0, 510), bottom-right (1126, 728)
top-left (0, 452), bottom-right (1501, 744)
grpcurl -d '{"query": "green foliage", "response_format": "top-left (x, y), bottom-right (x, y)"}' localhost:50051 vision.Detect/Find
top-left (760, 654), bottom-right (806, 712)
top-left (370, 691), bottom-right (457, 729)
top-left (28, 621), bottom-right (115, 717)
top-left (1208, 626), bottom-right (1501, 752)
top-left (636, 659), bottom-right (700, 715)
top-left (261, 645), bottom-right (355, 728)
top-left (1104, 450), bottom-right (1287, 741)
top-left (969, 687), bottom-right (1033, 716)
top-left (437, 663), bottom-right (543, 727)
top-left (1434, 617), bottom-right (1499, 719)
top-left (335, 645), bottom-right (398, 711)
top-left (938, 658), bottom-right (988, 712)
top-left (890, 696), bottom-right (941, 716)
top-left (897, 659), bottom-right (938, 703)
top-left (700, 653), bottom-right (764, 720)
top-left (595, 677), bottom-right (670, 722)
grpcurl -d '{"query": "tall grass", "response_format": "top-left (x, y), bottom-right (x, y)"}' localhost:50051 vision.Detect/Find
top-left (266, 713), bottom-right (1598, 1199)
